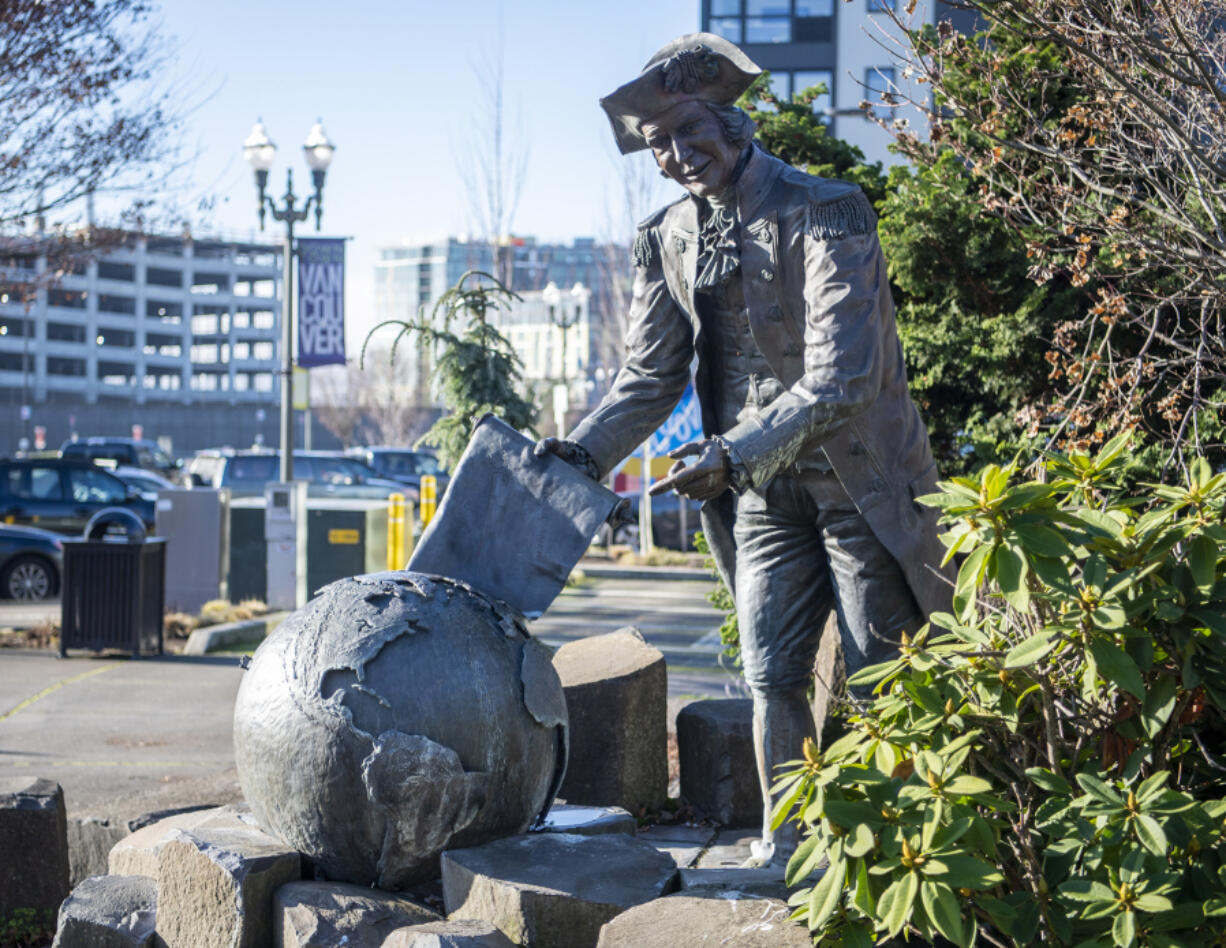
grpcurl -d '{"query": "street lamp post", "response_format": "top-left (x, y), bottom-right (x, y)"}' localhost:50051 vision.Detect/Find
top-left (542, 281), bottom-right (579, 439)
top-left (242, 119), bottom-right (335, 483)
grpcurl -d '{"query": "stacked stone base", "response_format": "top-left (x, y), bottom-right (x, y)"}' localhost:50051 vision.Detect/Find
top-left (7, 626), bottom-right (819, 946)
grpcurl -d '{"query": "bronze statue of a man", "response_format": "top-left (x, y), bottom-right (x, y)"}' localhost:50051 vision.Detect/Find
top-left (538, 33), bottom-right (951, 866)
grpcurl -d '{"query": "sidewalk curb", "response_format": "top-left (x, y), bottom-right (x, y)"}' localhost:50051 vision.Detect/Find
top-left (182, 612), bottom-right (288, 655)
top-left (577, 563), bottom-right (713, 582)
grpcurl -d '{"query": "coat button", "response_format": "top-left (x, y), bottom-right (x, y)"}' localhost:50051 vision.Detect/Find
top-left (870, 477), bottom-right (886, 492)
top-left (761, 268), bottom-right (775, 282)
top-left (849, 440), bottom-right (865, 456)
top-left (767, 305), bottom-right (784, 322)
top-left (784, 342), bottom-right (801, 357)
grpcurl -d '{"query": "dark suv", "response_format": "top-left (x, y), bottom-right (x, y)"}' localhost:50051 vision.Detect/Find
top-left (60, 437), bottom-right (182, 482)
top-left (187, 450), bottom-right (412, 500)
top-left (346, 447), bottom-right (448, 497)
top-left (0, 458), bottom-right (155, 534)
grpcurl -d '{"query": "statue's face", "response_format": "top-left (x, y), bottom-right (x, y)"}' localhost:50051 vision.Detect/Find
top-left (640, 100), bottom-right (741, 199)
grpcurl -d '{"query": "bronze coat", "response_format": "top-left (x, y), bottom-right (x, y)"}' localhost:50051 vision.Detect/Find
top-left (570, 147), bottom-right (953, 618)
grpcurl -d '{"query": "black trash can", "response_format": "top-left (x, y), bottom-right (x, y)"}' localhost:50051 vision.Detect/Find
top-left (59, 508), bottom-right (165, 657)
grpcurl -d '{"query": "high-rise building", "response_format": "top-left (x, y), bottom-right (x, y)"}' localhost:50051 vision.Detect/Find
top-left (701, 0), bottom-right (980, 167)
top-left (0, 233), bottom-right (285, 455)
top-left (372, 237), bottom-right (630, 411)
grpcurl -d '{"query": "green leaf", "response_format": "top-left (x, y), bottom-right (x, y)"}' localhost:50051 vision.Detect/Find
top-left (923, 855), bottom-right (1004, 889)
top-left (954, 543), bottom-right (992, 618)
top-left (852, 856), bottom-right (875, 916)
top-left (944, 775), bottom-right (993, 796)
top-left (846, 658), bottom-right (905, 688)
top-left (1134, 771), bottom-right (1169, 806)
top-left (1134, 813), bottom-right (1168, 856)
top-left (1141, 676), bottom-right (1178, 738)
top-left (1025, 767), bottom-right (1072, 795)
top-left (785, 833), bottom-right (825, 886)
top-left (1076, 772), bottom-right (1125, 807)
top-left (880, 871), bottom-right (918, 937)
top-left (1004, 627), bottom-right (1059, 668)
top-left (824, 799), bottom-right (885, 830)
top-left (845, 821), bottom-right (876, 858)
top-left (921, 880), bottom-right (966, 947)
top-left (1133, 893), bottom-right (1173, 912)
top-left (992, 542), bottom-right (1030, 611)
top-left (930, 816), bottom-right (975, 851)
top-left (1113, 908), bottom-right (1137, 948)
top-left (1059, 879), bottom-right (1117, 903)
top-left (1009, 522), bottom-right (1072, 559)
top-left (841, 922), bottom-right (874, 948)
top-left (805, 855), bottom-right (846, 931)
top-left (1088, 637), bottom-right (1145, 699)
top-left (1187, 534), bottom-right (1218, 593)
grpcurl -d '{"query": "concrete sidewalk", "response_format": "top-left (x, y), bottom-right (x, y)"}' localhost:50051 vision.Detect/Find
top-left (0, 649), bottom-right (247, 821)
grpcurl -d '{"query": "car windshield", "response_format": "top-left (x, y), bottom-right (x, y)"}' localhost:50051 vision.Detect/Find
top-left (375, 451), bottom-right (443, 477)
top-left (227, 456), bottom-right (278, 482)
top-left (119, 472), bottom-right (168, 492)
top-left (310, 456), bottom-right (376, 485)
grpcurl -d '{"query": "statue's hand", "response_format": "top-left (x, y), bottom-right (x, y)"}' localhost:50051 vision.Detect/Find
top-left (533, 437), bottom-right (565, 460)
top-left (649, 440), bottom-right (730, 502)
top-left (533, 437), bottom-right (600, 481)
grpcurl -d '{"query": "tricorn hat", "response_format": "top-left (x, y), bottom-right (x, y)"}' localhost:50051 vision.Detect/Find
top-left (600, 33), bottom-right (762, 155)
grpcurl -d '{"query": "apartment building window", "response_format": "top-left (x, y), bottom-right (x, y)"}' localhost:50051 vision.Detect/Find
top-left (251, 310), bottom-right (275, 330)
top-left (865, 66), bottom-right (898, 117)
top-left (48, 288), bottom-right (87, 309)
top-left (708, 0), bottom-right (835, 44)
top-left (98, 361), bottom-right (136, 386)
top-left (98, 262), bottom-right (135, 282)
top-left (0, 319), bottom-right (27, 337)
top-left (48, 322), bottom-right (86, 343)
top-left (252, 341), bottom-right (274, 360)
top-left (48, 357), bottom-right (86, 377)
top-left (191, 272), bottom-right (229, 294)
top-left (793, 69), bottom-right (833, 114)
top-left (143, 369), bottom-right (181, 390)
top-left (144, 333), bottom-right (181, 357)
top-left (0, 353), bottom-right (24, 371)
top-left (96, 329), bottom-right (135, 348)
top-left (146, 300), bottom-right (182, 323)
top-left (147, 267), bottom-right (182, 288)
top-left (98, 294), bottom-right (136, 315)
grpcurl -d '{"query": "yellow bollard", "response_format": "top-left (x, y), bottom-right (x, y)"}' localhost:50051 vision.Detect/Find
top-left (387, 493), bottom-right (405, 570)
top-left (420, 475), bottom-right (438, 527)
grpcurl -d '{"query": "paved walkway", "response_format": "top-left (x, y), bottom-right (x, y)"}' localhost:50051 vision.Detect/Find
top-left (0, 572), bottom-right (743, 822)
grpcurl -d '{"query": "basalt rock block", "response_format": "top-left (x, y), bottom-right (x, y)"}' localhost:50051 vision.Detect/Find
top-left (553, 627), bottom-right (666, 813)
top-left (534, 804), bottom-right (636, 837)
top-left (383, 919), bottom-right (517, 947)
top-left (68, 817), bottom-right (130, 887)
top-left (107, 804), bottom-right (259, 882)
top-left (154, 826), bottom-right (300, 948)
top-left (51, 874), bottom-right (156, 948)
top-left (595, 893), bottom-right (811, 947)
top-left (441, 832), bottom-right (677, 948)
top-left (675, 698), bottom-right (759, 827)
top-left (0, 777), bottom-right (70, 918)
top-left (274, 880), bottom-right (441, 948)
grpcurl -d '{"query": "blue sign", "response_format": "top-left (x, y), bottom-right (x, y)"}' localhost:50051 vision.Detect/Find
top-left (642, 384), bottom-right (703, 457)
top-left (297, 238), bottom-right (346, 367)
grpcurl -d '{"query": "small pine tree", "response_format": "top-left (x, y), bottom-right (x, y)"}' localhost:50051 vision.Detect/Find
top-left (362, 270), bottom-right (537, 470)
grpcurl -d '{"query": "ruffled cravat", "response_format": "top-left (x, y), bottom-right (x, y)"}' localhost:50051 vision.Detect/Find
top-left (694, 146), bottom-right (753, 292)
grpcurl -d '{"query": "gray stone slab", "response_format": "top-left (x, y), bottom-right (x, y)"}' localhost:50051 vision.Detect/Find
top-left (535, 805), bottom-right (636, 837)
top-left (52, 874), bottom-right (156, 948)
top-left (692, 827), bottom-right (761, 869)
top-left (155, 825), bottom-right (301, 948)
top-left (595, 893), bottom-right (811, 947)
top-left (675, 698), bottom-right (759, 827)
top-left (0, 776), bottom-right (70, 918)
top-left (633, 823), bottom-right (717, 870)
top-left (441, 832), bottom-right (678, 948)
top-left (274, 880), bottom-right (441, 948)
top-left (68, 817), bottom-right (130, 887)
top-left (553, 628), bottom-right (668, 813)
top-left (677, 866), bottom-right (789, 901)
top-left (383, 918), bottom-right (517, 947)
top-left (108, 804), bottom-right (259, 881)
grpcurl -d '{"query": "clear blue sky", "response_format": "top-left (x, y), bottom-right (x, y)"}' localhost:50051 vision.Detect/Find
top-left (157, 0), bottom-right (699, 342)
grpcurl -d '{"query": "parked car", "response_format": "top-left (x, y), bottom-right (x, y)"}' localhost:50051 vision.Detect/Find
top-left (0, 524), bottom-right (64, 601)
top-left (346, 447), bottom-right (448, 497)
top-left (0, 458), bottom-right (154, 535)
top-left (110, 465), bottom-right (177, 502)
top-left (608, 489), bottom-right (702, 551)
top-left (187, 450), bottom-right (413, 501)
top-left (60, 437), bottom-right (183, 483)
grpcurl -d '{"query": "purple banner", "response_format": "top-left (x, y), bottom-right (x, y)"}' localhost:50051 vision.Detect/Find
top-left (297, 237), bottom-right (346, 367)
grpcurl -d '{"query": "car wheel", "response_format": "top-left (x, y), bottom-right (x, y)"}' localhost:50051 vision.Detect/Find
top-left (3, 555), bottom-right (56, 601)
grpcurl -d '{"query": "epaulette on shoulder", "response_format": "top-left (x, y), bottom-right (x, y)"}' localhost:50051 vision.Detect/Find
top-left (632, 203), bottom-right (673, 268)
top-left (807, 188), bottom-right (876, 241)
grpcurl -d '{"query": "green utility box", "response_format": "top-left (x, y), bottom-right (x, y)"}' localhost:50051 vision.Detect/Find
top-left (306, 499), bottom-right (389, 596)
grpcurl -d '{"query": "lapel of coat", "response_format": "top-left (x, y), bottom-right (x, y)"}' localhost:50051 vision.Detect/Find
top-left (665, 199), bottom-right (701, 337)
